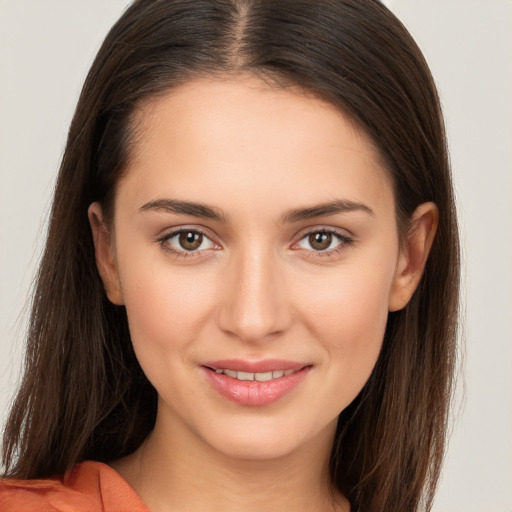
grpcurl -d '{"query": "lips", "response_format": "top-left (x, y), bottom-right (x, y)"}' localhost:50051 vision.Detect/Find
top-left (201, 359), bottom-right (311, 406)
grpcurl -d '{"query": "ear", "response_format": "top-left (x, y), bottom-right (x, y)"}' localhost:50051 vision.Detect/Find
top-left (88, 202), bottom-right (124, 305)
top-left (388, 202), bottom-right (438, 312)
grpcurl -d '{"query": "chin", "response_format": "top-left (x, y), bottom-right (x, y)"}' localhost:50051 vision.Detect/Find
top-left (197, 415), bottom-right (336, 462)
top-left (211, 434), bottom-right (303, 461)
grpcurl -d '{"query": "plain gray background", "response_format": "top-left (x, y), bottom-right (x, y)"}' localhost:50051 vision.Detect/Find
top-left (1, 1), bottom-right (511, 510)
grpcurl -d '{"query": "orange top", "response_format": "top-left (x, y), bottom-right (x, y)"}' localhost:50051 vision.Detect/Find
top-left (0, 460), bottom-right (149, 512)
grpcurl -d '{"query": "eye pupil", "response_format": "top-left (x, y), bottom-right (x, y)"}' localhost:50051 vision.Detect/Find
top-left (179, 231), bottom-right (203, 250)
top-left (309, 232), bottom-right (332, 251)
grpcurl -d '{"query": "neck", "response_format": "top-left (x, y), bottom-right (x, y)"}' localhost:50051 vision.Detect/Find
top-left (112, 411), bottom-right (348, 512)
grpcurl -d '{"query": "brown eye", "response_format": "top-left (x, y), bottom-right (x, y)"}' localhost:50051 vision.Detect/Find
top-left (178, 231), bottom-right (203, 251)
top-left (159, 229), bottom-right (217, 256)
top-left (295, 229), bottom-right (353, 256)
top-left (308, 232), bottom-right (332, 251)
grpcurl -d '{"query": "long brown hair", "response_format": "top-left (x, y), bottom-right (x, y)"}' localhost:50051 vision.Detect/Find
top-left (2, 1), bottom-right (460, 510)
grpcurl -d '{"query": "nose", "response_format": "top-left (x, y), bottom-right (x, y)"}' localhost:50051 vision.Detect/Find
top-left (216, 245), bottom-right (292, 344)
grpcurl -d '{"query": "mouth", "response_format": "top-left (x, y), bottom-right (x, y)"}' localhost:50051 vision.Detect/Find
top-left (208, 368), bottom-right (299, 382)
top-left (201, 359), bottom-right (312, 406)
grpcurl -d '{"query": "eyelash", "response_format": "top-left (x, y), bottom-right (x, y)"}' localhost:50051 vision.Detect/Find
top-left (157, 228), bottom-right (217, 259)
top-left (156, 228), bottom-right (354, 259)
top-left (294, 229), bottom-right (354, 257)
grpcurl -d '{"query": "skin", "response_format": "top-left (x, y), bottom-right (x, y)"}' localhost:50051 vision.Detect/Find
top-left (89, 75), bottom-right (437, 512)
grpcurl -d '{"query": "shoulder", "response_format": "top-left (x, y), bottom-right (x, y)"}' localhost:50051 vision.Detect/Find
top-left (0, 460), bottom-right (148, 512)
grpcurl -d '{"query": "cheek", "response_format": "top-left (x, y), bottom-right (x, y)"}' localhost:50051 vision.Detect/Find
top-left (299, 259), bottom-right (392, 340)
top-left (117, 250), bottom-right (216, 364)
top-left (296, 263), bottom-right (394, 401)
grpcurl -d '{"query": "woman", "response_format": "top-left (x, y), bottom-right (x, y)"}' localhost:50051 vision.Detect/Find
top-left (0, 1), bottom-right (460, 511)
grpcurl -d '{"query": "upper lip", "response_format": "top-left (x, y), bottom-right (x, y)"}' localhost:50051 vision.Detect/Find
top-left (202, 359), bottom-right (309, 373)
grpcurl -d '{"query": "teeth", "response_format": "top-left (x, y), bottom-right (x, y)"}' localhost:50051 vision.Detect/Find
top-left (214, 368), bottom-right (298, 381)
top-left (255, 371), bottom-right (273, 382)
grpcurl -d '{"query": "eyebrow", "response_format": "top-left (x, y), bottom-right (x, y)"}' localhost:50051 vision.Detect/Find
top-left (139, 198), bottom-right (374, 223)
top-left (281, 199), bottom-right (374, 223)
top-left (140, 199), bottom-right (226, 222)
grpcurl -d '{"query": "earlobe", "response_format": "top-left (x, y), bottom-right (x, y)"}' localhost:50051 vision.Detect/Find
top-left (388, 202), bottom-right (439, 312)
top-left (88, 202), bottom-right (124, 305)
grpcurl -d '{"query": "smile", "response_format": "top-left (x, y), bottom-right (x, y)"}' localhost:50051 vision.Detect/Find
top-left (201, 360), bottom-right (312, 406)
top-left (212, 368), bottom-right (298, 381)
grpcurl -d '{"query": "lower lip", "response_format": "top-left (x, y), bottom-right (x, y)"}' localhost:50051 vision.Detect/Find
top-left (202, 366), bottom-right (311, 406)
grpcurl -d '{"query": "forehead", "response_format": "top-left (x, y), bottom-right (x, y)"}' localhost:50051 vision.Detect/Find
top-left (119, 75), bottom-right (394, 220)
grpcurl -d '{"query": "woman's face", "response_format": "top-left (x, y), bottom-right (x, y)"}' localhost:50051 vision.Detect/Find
top-left (91, 76), bottom-right (419, 460)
